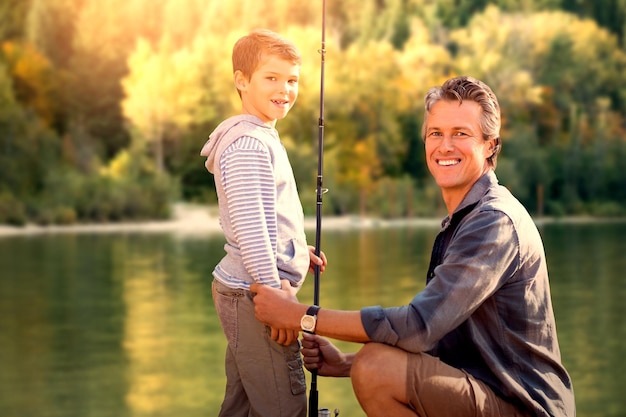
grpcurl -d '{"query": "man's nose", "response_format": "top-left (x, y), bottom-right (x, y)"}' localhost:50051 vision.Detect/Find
top-left (440, 135), bottom-right (455, 150)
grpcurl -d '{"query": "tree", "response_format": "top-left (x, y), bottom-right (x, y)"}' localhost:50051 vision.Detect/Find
top-left (0, 60), bottom-right (60, 198)
top-left (0, 0), bottom-right (31, 42)
top-left (396, 18), bottom-right (452, 182)
top-left (1, 41), bottom-right (61, 127)
top-left (122, 36), bottom-right (203, 173)
top-left (25, 0), bottom-right (77, 68)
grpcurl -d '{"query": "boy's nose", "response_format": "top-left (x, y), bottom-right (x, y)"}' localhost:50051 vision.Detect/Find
top-left (280, 82), bottom-right (291, 93)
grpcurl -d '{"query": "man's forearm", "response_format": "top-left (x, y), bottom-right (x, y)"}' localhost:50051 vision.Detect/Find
top-left (251, 283), bottom-right (371, 343)
top-left (314, 308), bottom-right (371, 343)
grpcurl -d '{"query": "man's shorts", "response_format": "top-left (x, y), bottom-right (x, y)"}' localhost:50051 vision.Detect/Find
top-left (406, 352), bottom-right (531, 417)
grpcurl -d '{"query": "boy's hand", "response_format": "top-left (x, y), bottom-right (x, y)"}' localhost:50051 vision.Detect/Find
top-left (308, 245), bottom-right (327, 274)
top-left (270, 327), bottom-right (299, 346)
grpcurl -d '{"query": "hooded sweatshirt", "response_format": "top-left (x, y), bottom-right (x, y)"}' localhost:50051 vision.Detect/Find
top-left (200, 114), bottom-right (309, 290)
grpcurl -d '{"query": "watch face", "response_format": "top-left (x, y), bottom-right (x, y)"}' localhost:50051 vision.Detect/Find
top-left (301, 315), bottom-right (316, 331)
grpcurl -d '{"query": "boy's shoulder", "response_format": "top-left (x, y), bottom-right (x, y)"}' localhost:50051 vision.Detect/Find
top-left (214, 115), bottom-right (270, 137)
top-left (215, 115), bottom-right (277, 145)
top-left (201, 114), bottom-right (276, 160)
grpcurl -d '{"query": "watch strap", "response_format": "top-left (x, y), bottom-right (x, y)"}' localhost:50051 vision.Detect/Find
top-left (306, 305), bottom-right (320, 317)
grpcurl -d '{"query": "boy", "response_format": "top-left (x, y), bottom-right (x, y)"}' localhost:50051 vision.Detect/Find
top-left (200, 29), bottom-right (316, 417)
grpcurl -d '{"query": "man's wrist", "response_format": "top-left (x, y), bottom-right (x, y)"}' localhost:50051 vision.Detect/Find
top-left (300, 305), bottom-right (320, 333)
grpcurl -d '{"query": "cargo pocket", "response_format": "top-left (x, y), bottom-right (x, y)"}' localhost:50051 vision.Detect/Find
top-left (285, 343), bottom-right (307, 395)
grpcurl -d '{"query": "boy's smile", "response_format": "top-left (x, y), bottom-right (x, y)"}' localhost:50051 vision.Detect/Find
top-left (235, 56), bottom-right (300, 127)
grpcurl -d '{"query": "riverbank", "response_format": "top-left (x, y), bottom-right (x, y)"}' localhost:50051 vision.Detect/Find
top-left (0, 203), bottom-right (443, 237)
top-left (1, 203), bottom-right (624, 238)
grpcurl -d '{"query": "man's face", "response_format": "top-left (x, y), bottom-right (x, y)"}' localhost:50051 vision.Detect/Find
top-left (424, 100), bottom-right (495, 206)
top-left (235, 55), bottom-right (299, 126)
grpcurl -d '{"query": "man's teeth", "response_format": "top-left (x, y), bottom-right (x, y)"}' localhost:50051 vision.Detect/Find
top-left (438, 159), bottom-right (459, 166)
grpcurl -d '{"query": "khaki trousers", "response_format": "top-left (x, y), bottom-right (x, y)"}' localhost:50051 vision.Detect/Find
top-left (212, 280), bottom-right (307, 417)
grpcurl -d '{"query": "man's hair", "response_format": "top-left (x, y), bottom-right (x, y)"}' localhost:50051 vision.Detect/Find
top-left (422, 76), bottom-right (502, 168)
top-left (232, 29), bottom-right (302, 93)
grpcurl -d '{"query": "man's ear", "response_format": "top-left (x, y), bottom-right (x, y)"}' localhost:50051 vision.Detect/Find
top-left (489, 137), bottom-right (501, 156)
top-left (492, 137), bottom-right (502, 155)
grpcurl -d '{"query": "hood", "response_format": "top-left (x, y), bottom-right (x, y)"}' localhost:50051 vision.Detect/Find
top-left (200, 114), bottom-right (271, 173)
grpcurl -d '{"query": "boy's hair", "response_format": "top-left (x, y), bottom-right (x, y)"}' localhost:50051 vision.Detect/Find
top-left (422, 76), bottom-right (502, 168)
top-left (232, 29), bottom-right (302, 95)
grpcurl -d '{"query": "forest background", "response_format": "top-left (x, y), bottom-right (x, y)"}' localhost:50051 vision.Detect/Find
top-left (1, 0), bottom-right (625, 226)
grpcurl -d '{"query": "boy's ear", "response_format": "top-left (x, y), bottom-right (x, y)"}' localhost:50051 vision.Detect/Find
top-left (233, 70), bottom-right (247, 92)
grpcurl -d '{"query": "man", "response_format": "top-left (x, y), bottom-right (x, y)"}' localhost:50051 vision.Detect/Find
top-left (251, 76), bottom-right (575, 417)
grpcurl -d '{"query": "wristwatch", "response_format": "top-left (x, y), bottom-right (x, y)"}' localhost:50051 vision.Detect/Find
top-left (300, 305), bottom-right (320, 333)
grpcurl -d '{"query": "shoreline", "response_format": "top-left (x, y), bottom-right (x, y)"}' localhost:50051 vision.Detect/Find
top-left (0, 205), bottom-right (442, 237)
top-left (1, 204), bottom-right (624, 238)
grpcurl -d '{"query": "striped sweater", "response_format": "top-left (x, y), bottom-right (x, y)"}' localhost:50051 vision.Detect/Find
top-left (200, 114), bottom-right (309, 290)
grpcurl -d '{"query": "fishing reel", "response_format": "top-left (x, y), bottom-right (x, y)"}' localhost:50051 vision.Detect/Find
top-left (318, 408), bottom-right (339, 417)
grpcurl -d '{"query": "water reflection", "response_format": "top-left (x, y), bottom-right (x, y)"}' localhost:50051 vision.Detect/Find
top-left (540, 222), bottom-right (626, 417)
top-left (0, 221), bottom-right (625, 417)
top-left (113, 236), bottom-right (227, 416)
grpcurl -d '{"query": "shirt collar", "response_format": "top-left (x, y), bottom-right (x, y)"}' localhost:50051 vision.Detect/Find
top-left (441, 170), bottom-right (498, 228)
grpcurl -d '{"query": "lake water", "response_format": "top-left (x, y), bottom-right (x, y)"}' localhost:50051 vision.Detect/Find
top-left (0, 220), bottom-right (624, 417)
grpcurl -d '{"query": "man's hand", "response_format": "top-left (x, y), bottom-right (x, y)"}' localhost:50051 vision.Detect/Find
top-left (251, 283), bottom-right (301, 331)
top-left (308, 245), bottom-right (327, 274)
top-left (300, 333), bottom-right (353, 378)
top-left (268, 281), bottom-right (300, 345)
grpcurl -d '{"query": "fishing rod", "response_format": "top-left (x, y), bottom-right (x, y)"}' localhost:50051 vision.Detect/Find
top-left (309, 0), bottom-right (327, 416)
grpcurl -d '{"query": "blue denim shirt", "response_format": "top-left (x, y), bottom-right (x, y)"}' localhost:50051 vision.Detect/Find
top-left (361, 171), bottom-right (575, 417)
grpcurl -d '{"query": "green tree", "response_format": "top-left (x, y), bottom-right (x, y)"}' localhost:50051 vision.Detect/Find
top-left (450, 6), bottom-right (626, 213)
top-left (327, 0), bottom-right (410, 48)
top-left (0, 60), bottom-right (60, 199)
top-left (562, 0), bottom-right (626, 46)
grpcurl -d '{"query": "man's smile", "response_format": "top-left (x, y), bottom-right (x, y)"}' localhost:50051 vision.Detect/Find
top-left (437, 158), bottom-right (461, 166)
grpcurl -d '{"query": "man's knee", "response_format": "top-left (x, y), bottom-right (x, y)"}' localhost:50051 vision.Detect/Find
top-left (351, 343), bottom-right (386, 387)
top-left (352, 344), bottom-right (413, 415)
top-left (352, 343), bottom-right (408, 394)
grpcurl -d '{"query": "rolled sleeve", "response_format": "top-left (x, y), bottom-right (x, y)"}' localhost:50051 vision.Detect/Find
top-left (361, 306), bottom-right (399, 346)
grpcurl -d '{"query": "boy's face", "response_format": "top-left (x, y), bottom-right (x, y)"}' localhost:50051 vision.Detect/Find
top-left (235, 55), bottom-right (300, 126)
